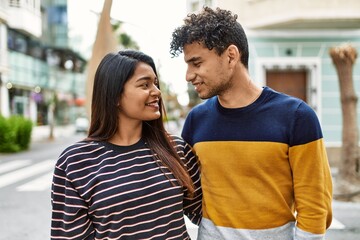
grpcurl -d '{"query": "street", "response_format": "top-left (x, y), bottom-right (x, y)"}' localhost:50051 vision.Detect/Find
top-left (0, 127), bottom-right (359, 240)
top-left (0, 132), bottom-right (83, 240)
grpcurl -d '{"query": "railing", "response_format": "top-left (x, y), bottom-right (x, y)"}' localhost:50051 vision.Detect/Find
top-left (9, 0), bottom-right (20, 8)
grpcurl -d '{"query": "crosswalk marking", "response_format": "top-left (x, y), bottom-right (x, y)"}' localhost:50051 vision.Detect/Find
top-left (0, 160), bottom-right (31, 174)
top-left (0, 159), bottom-right (54, 188)
top-left (17, 172), bottom-right (53, 192)
top-left (329, 217), bottom-right (346, 229)
top-left (185, 217), bottom-right (198, 239)
top-left (185, 216), bottom-right (198, 229)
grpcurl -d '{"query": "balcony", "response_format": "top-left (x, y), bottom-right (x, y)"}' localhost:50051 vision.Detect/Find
top-left (7, 0), bottom-right (41, 37)
top-left (221, 0), bottom-right (360, 30)
top-left (0, 0), bottom-right (8, 21)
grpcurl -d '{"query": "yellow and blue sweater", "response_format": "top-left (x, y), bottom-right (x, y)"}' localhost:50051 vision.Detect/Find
top-left (182, 87), bottom-right (333, 240)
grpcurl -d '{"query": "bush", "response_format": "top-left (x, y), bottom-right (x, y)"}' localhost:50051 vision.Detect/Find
top-left (0, 115), bottom-right (19, 152)
top-left (10, 115), bottom-right (33, 150)
top-left (0, 115), bottom-right (33, 153)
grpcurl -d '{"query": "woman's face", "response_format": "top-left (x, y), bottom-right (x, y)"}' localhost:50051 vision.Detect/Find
top-left (118, 62), bottom-right (161, 124)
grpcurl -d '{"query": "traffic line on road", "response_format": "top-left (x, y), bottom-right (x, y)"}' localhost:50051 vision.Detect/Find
top-left (0, 160), bottom-right (32, 174)
top-left (0, 160), bottom-right (55, 188)
top-left (329, 217), bottom-right (346, 229)
top-left (17, 172), bottom-right (53, 191)
top-left (185, 216), bottom-right (198, 230)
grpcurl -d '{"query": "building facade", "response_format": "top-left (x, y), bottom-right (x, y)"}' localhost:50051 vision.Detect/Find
top-left (0, 0), bottom-right (86, 126)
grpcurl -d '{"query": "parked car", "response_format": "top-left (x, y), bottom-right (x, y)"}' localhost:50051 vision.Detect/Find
top-left (75, 117), bottom-right (89, 133)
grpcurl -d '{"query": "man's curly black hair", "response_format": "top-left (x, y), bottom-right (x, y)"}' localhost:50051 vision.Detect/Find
top-left (170, 6), bottom-right (249, 69)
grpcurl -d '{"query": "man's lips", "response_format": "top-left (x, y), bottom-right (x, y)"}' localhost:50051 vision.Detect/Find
top-left (193, 82), bottom-right (204, 91)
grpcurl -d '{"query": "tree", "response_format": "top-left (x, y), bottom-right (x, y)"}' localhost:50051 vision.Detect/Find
top-left (85, 0), bottom-right (118, 117)
top-left (85, 0), bottom-right (140, 117)
top-left (329, 43), bottom-right (360, 199)
top-left (112, 21), bottom-right (139, 50)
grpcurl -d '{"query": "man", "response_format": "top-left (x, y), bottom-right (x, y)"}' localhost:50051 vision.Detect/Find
top-left (170, 6), bottom-right (333, 240)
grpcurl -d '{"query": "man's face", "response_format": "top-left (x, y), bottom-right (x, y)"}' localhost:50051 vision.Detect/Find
top-left (183, 42), bottom-right (233, 99)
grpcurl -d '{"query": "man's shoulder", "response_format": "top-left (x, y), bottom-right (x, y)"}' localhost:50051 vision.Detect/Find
top-left (188, 97), bottom-right (216, 115)
top-left (264, 87), bottom-right (307, 109)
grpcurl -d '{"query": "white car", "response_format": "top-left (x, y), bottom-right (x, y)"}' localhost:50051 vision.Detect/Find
top-left (75, 117), bottom-right (89, 133)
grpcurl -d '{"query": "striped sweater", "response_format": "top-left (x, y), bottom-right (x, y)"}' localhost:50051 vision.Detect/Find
top-left (51, 136), bottom-right (202, 240)
top-left (182, 87), bottom-right (333, 240)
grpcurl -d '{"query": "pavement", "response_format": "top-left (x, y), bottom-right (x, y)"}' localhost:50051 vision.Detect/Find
top-left (31, 124), bottom-right (77, 142)
top-left (31, 121), bottom-right (182, 142)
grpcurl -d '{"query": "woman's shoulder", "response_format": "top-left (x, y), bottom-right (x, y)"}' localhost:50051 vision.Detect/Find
top-left (56, 140), bottom-right (102, 169)
top-left (59, 139), bottom-right (97, 154)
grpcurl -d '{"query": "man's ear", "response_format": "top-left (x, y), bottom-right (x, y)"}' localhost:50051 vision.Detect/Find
top-left (227, 45), bottom-right (240, 65)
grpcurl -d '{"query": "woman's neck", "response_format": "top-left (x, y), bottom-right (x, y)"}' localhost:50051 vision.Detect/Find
top-left (109, 120), bottom-right (142, 146)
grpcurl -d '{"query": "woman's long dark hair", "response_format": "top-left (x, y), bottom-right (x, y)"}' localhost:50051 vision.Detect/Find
top-left (87, 50), bottom-right (194, 194)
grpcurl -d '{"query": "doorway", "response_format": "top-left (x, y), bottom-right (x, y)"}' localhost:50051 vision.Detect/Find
top-left (266, 70), bottom-right (307, 102)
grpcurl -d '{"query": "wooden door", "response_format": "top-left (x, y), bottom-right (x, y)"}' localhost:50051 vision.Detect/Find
top-left (266, 70), bottom-right (307, 102)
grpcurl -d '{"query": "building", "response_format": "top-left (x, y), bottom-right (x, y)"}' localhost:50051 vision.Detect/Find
top-left (0, 0), bottom-right (86, 126)
top-left (186, 0), bottom-right (360, 165)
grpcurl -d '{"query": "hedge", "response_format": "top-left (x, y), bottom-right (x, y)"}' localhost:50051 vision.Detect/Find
top-left (0, 115), bottom-right (33, 153)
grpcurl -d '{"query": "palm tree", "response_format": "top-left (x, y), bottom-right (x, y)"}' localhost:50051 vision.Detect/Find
top-left (85, 0), bottom-right (140, 116)
top-left (329, 43), bottom-right (360, 200)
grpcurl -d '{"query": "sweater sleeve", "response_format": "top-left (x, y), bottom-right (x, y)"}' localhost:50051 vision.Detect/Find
top-left (179, 140), bottom-right (202, 225)
top-left (289, 102), bottom-right (333, 237)
top-left (51, 163), bottom-right (94, 239)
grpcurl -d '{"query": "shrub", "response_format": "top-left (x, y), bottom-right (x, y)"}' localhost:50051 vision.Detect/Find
top-left (0, 115), bottom-right (33, 153)
top-left (0, 115), bottom-right (19, 152)
top-left (10, 115), bottom-right (33, 150)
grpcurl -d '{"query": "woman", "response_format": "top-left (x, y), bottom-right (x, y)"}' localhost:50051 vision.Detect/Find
top-left (51, 50), bottom-right (202, 239)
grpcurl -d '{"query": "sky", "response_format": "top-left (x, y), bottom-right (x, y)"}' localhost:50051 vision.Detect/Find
top-left (68, 0), bottom-right (190, 105)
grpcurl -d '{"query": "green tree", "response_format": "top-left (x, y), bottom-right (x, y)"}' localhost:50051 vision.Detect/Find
top-left (112, 21), bottom-right (139, 50)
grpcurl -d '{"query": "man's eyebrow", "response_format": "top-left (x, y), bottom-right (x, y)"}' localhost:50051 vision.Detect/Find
top-left (185, 56), bottom-right (201, 64)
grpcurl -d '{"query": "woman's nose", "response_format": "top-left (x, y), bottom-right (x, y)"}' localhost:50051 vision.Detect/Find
top-left (151, 84), bottom-right (161, 96)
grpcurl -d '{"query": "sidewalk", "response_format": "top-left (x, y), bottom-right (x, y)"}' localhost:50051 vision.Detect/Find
top-left (31, 124), bottom-right (77, 142)
top-left (31, 121), bottom-right (182, 143)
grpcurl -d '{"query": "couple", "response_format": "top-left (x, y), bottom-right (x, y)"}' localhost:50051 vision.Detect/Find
top-left (51, 7), bottom-right (333, 240)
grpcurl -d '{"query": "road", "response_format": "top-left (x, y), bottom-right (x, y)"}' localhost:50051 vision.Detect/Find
top-left (0, 128), bottom-right (359, 240)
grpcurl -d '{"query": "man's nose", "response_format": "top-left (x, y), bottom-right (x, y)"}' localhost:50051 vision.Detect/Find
top-left (186, 69), bottom-right (196, 82)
